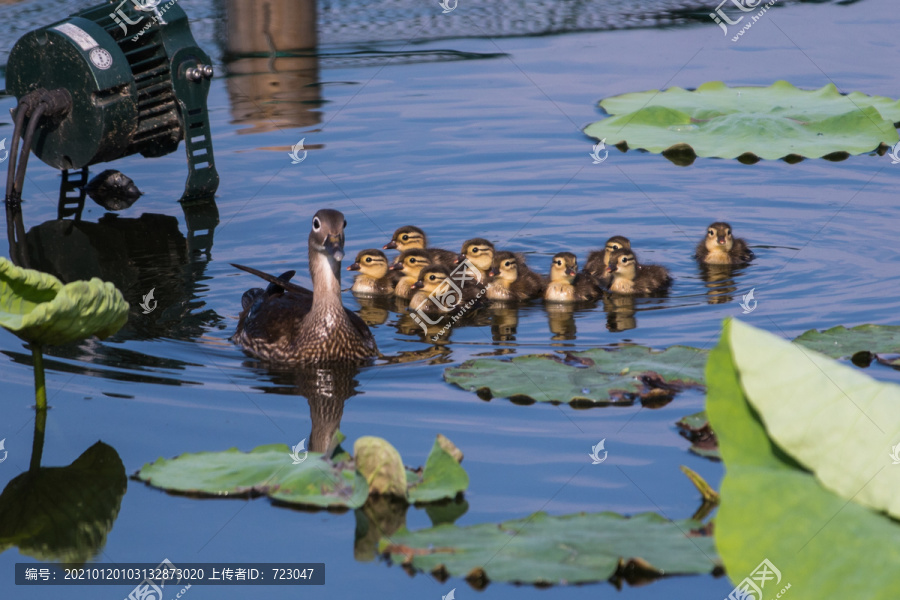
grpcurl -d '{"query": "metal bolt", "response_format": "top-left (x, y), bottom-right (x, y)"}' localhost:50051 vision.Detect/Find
top-left (185, 67), bottom-right (202, 81)
top-left (201, 65), bottom-right (214, 78)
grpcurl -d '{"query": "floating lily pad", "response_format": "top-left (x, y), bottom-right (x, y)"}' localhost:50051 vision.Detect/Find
top-left (794, 324), bottom-right (900, 367)
top-left (0, 256), bottom-right (128, 345)
top-left (444, 346), bottom-right (706, 406)
top-left (406, 437), bottom-right (468, 504)
top-left (708, 319), bottom-right (900, 597)
top-left (136, 444), bottom-right (369, 509)
top-left (137, 435), bottom-right (468, 509)
top-left (584, 81), bottom-right (900, 162)
top-left (675, 411), bottom-right (720, 461)
top-left (379, 511), bottom-right (718, 587)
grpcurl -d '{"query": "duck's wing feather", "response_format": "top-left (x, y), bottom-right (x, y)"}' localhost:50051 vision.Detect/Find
top-left (232, 263), bottom-right (313, 296)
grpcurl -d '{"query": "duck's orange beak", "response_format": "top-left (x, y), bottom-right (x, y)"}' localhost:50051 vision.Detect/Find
top-left (488, 268), bottom-right (499, 277)
top-left (717, 236), bottom-right (727, 245)
top-left (454, 253), bottom-right (466, 265)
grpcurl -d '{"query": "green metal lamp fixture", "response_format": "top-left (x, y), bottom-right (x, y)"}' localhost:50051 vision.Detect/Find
top-left (4, 0), bottom-right (218, 203)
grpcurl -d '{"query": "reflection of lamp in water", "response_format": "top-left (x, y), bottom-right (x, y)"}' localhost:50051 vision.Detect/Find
top-left (223, 0), bottom-right (322, 134)
top-left (9, 205), bottom-right (222, 344)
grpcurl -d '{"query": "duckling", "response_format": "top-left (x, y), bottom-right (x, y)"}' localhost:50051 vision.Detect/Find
top-left (695, 222), bottom-right (753, 265)
top-left (606, 248), bottom-right (672, 295)
top-left (391, 249), bottom-right (433, 299)
top-left (584, 236), bottom-right (631, 288)
top-left (545, 252), bottom-right (601, 302)
top-left (383, 225), bottom-right (458, 267)
top-left (232, 209), bottom-right (378, 364)
top-left (347, 249), bottom-right (393, 295)
top-left (456, 238), bottom-right (495, 283)
top-left (410, 264), bottom-right (486, 311)
top-left (486, 251), bottom-right (545, 301)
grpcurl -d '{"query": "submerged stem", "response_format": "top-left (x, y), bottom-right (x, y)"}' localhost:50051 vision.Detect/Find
top-left (30, 344), bottom-right (46, 472)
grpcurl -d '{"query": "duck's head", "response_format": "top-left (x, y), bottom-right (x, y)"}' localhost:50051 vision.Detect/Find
top-left (309, 208), bottom-right (346, 265)
top-left (458, 238), bottom-right (494, 272)
top-left (550, 252), bottom-right (577, 283)
top-left (607, 248), bottom-right (638, 280)
top-left (347, 249), bottom-right (389, 279)
top-left (391, 249), bottom-right (433, 279)
top-left (704, 222), bottom-right (734, 252)
top-left (488, 251), bottom-right (520, 284)
top-left (384, 226), bottom-right (427, 252)
top-left (603, 235), bottom-right (631, 265)
top-left (411, 265), bottom-right (451, 294)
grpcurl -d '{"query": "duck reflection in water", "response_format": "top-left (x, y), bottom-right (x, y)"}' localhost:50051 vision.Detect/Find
top-left (259, 363), bottom-right (361, 455)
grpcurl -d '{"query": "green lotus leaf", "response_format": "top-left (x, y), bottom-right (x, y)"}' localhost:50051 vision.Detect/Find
top-left (0, 441), bottom-right (126, 565)
top-left (727, 320), bottom-right (900, 517)
top-left (136, 444), bottom-right (369, 509)
top-left (794, 323), bottom-right (900, 364)
top-left (584, 80), bottom-right (900, 161)
top-left (379, 511), bottom-right (718, 586)
top-left (355, 436), bottom-right (407, 498)
top-left (0, 257), bottom-right (128, 346)
top-left (406, 436), bottom-right (469, 504)
top-left (708, 319), bottom-right (900, 598)
top-left (444, 345), bottom-right (706, 406)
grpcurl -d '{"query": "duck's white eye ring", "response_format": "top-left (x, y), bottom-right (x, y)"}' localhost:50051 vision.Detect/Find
top-left (313, 217), bottom-right (321, 231)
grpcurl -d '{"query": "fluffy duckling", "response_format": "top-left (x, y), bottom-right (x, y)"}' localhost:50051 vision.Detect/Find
top-left (584, 236), bottom-right (631, 287)
top-left (347, 249), bottom-right (393, 295)
top-left (232, 209), bottom-right (378, 364)
top-left (695, 222), bottom-right (753, 265)
top-left (606, 248), bottom-right (671, 295)
top-left (545, 252), bottom-right (601, 302)
top-left (409, 265), bottom-right (485, 312)
top-left (391, 249), bottom-right (433, 299)
top-left (456, 238), bottom-right (495, 283)
top-left (486, 251), bottom-right (545, 301)
top-left (383, 225), bottom-right (457, 268)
